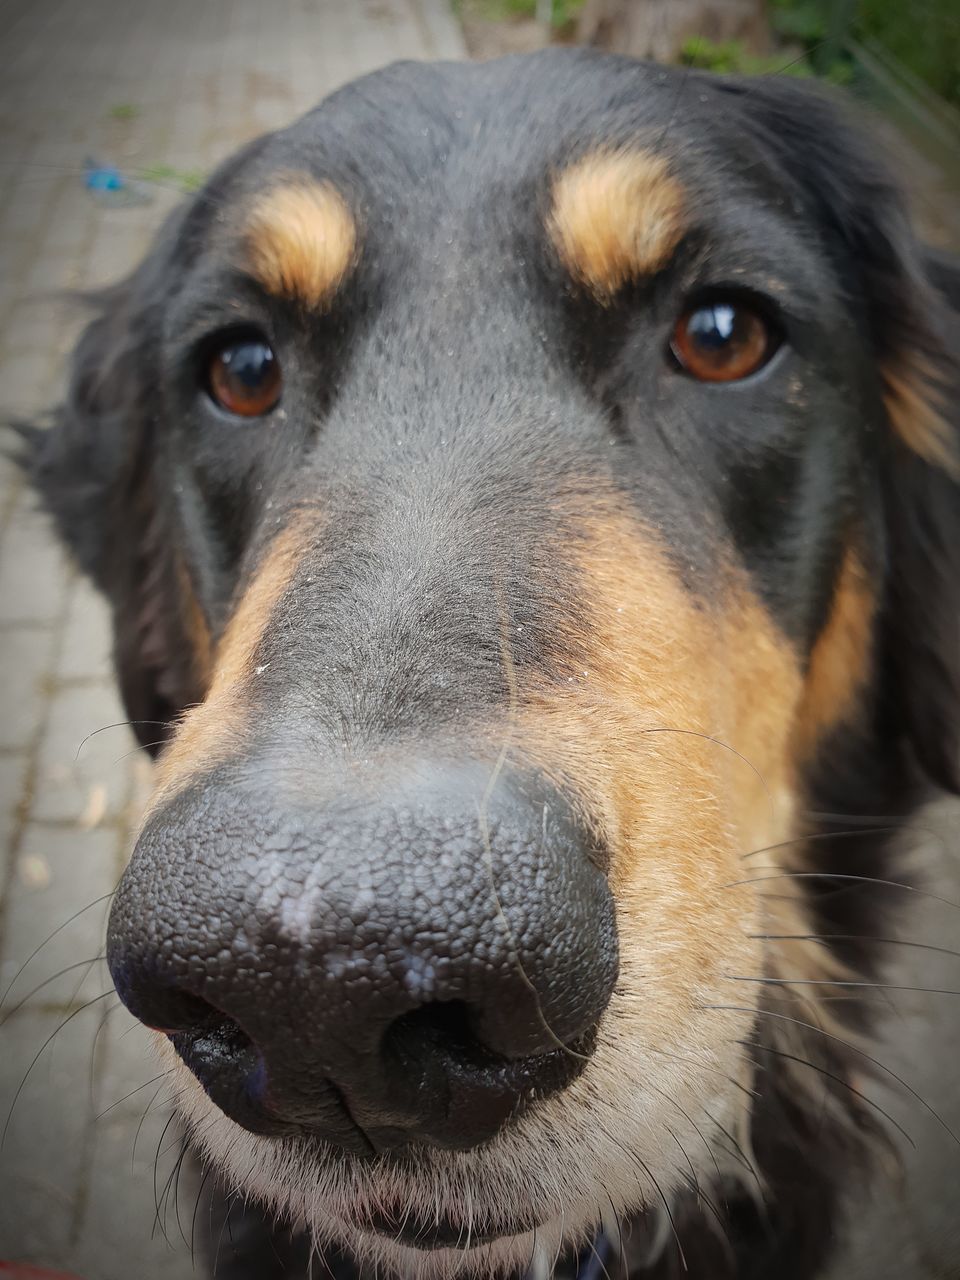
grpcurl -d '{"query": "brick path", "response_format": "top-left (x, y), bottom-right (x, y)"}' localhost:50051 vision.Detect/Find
top-left (0, 2), bottom-right (462, 1276)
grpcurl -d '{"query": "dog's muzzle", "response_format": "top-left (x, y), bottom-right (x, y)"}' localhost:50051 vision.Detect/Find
top-left (107, 758), bottom-right (619, 1153)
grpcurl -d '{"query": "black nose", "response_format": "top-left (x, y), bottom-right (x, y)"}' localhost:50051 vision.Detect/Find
top-left (108, 759), bottom-right (618, 1152)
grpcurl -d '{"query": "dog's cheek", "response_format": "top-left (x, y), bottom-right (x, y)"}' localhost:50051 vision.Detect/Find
top-left (517, 516), bottom-right (804, 1061)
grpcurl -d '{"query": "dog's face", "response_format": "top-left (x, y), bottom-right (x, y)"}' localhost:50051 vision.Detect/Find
top-left (30, 51), bottom-right (960, 1279)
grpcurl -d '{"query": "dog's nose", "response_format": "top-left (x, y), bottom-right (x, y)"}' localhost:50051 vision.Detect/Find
top-left (107, 760), bottom-right (618, 1152)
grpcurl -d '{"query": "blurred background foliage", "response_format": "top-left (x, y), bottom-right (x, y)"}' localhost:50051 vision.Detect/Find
top-left (686, 0), bottom-right (960, 104)
top-left (461, 0), bottom-right (960, 107)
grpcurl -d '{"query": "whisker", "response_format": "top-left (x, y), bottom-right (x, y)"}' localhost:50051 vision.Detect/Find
top-left (2, 990), bottom-right (115, 1147)
top-left (89, 997), bottom-right (123, 1110)
top-left (635, 1152), bottom-right (688, 1273)
top-left (0, 955), bottom-right (107, 1025)
top-left (603, 1190), bottom-right (627, 1280)
top-left (171, 1135), bottom-right (193, 1250)
top-left (97, 1069), bottom-right (175, 1122)
top-left (0, 892), bottom-right (117, 1008)
top-left (762, 38), bottom-right (833, 79)
top-left (724, 871), bottom-right (960, 911)
top-left (708, 1003), bottom-right (960, 1148)
top-left (701, 1107), bottom-right (764, 1195)
top-left (582, 1225), bottom-right (616, 1280)
top-left (740, 825), bottom-right (910, 861)
top-left (674, 1164), bottom-right (732, 1260)
top-left (640, 727), bottom-right (770, 809)
top-left (736, 1038), bottom-right (916, 1150)
top-left (646, 1044), bottom-right (760, 1101)
top-left (191, 1162), bottom-right (214, 1265)
top-left (212, 1185), bottom-right (241, 1276)
top-left (614, 1137), bottom-right (688, 1273)
top-left (111, 736), bottom-right (173, 766)
top-left (750, 933), bottom-right (960, 962)
top-left (151, 1112), bottom-right (178, 1246)
top-left (75, 719), bottom-right (174, 760)
top-left (133, 1082), bottom-right (168, 1168)
top-left (652, 1086), bottom-right (726, 1193)
top-left (727, 974), bottom-right (960, 997)
top-left (665, 1124), bottom-right (702, 1200)
top-left (802, 809), bottom-right (917, 825)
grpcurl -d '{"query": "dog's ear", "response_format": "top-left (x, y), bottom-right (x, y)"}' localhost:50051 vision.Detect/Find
top-left (879, 245), bottom-right (960, 793)
top-left (719, 74), bottom-right (960, 792)
top-left (813, 121), bottom-right (960, 795)
top-left (23, 260), bottom-right (209, 755)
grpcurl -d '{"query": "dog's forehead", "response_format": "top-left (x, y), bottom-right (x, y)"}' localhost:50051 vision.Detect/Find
top-left (226, 53), bottom-right (790, 229)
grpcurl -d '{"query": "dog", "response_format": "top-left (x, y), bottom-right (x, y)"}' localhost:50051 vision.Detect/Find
top-left (23, 47), bottom-right (960, 1280)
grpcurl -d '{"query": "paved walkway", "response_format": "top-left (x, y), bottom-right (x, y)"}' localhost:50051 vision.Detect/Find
top-left (0, 2), bottom-right (462, 1276)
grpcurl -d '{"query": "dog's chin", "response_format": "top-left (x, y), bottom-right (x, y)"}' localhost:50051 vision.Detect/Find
top-left (349, 1215), bottom-right (561, 1279)
top-left (363, 1205), bottom-right (544, 1252)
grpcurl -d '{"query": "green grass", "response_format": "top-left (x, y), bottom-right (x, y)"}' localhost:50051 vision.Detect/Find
top-left (108, 102), bottom-right (139, 121)
top-left (137, 163), bottom-right (206, 193)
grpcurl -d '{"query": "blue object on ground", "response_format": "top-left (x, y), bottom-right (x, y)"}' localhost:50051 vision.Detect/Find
top-left (84, 160), bottom-right (125, 191)
top-left (83, 157), bottom-right (153, 206)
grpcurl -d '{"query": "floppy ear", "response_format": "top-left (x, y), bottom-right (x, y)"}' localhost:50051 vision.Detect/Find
top-left (22, 268), bottom-right (209, 755)
top-left (879, 246), bottom-right (960, 793)
top-left (718, 73), bottom-right (960, 793)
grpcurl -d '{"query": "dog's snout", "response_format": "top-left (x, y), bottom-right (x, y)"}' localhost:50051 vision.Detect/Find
top-left (108, 760), bottom-right (618, 1151)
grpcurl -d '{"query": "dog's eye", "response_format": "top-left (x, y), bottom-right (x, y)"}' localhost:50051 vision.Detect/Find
top-left (670, 300), bottom-right (776, 383)
top-left (207, 337), bottom-right (281, 416)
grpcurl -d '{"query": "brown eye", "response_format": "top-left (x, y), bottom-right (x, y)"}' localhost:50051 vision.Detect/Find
top-left (670, 301), bottom-right (776, 383)
top-left (208, 337), bottom-right (281, 416)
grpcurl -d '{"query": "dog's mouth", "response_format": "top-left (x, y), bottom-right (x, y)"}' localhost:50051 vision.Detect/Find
top-left (365, 1205), bottom-right (538, 1252)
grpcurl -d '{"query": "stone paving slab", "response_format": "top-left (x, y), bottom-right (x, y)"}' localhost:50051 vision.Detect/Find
top-left (1, 824), bottom-right (119, 1011)
top-left (0, 1005), bottom-right (110, 1265)
top-left (0, 624), bottom-right (57, 750)
top-left (57, 581), bottom-right (115, 685)
top-left (31, 682), bottom-right (133, 824)
top-left (0, 498), bottom-right (72, 625)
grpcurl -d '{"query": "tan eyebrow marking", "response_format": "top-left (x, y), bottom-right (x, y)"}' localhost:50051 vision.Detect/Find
top-left (548, 149), bottom-right (686, 301)
top-left (243, 177), bottom-right (357, 309)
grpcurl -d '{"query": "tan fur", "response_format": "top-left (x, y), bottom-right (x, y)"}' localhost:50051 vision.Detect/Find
top-left (152, 518), bottom-right (317, 806)
top-left (883, 352), bottom-right (959, 476)
top-left (548, 150), bottom-right (685, 300)
top-left (244, 177), bottom-right (357, 309)
top-left (498, 511), bottom-right (807, 1104)
top-left (794, 546), bottom-right (875, 756)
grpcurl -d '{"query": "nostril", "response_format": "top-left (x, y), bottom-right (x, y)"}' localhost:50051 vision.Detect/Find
top-left (380, 998), bottom-right (595, 1150)
top-left (148, 990), bottom-right (225, 1036)
top-left (170, 1008), bottom-right (257, 1085)
top-left (164, 1003), bottom-right (299, 1139)
top-left (110, 962), bottom-right (224, 1037)
top-left (386, 1000), bottom-right (490, 1067)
